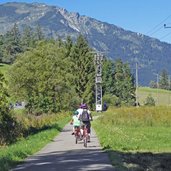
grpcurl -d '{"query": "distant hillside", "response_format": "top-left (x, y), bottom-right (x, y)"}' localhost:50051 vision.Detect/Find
top-left (138, 87), bottom-right (171, 106)
top-left (1, 2), bottom-right (171, 85)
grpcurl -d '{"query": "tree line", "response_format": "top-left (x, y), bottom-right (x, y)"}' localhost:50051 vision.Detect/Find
top-left (0, 24), bottom-right (44, 64)
top-left (0, 24), bottom-right (136, 144)
top-left (0, 24), bottom-right (135, 115)
top-left (150, 69), bottom-right (171, 90)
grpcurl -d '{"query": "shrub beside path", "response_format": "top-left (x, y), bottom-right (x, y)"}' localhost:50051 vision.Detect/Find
top-left (11, 122), bottom-right (114, 171)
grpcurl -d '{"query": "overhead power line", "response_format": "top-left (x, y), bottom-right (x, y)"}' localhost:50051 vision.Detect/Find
top-left (160, 23), bottom-right (171, 40)
top-left (149, 25), bottom-right (163, 36)
top-left (160, 31), bottom-right (171, 40)
top-left (146, 14), bottom-right (171, 35)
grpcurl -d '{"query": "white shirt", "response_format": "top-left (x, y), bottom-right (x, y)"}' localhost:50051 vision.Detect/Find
top-left (77, 108), bottom-right (91, 120)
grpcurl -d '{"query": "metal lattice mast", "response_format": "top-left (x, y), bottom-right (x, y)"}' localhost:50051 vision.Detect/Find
top-left (94, 53), bottom-right (103, 111)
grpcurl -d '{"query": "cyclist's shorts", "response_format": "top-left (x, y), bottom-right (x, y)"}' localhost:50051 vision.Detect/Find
top-left (81, 121), bottom-right (91, 133)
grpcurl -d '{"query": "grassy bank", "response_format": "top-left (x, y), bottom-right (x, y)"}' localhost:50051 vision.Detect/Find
top-left (93, 106), bottom-right (171, 170)
top-left (0, 63), bottom-right (10, 78)
top-left (138, 87), bottom-right (171, 106)
top-left (0, 113), bottom-right (70, 171)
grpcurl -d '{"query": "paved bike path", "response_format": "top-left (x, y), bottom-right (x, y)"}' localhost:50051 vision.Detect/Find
top-left (12, 123), bottom-right (114, 171)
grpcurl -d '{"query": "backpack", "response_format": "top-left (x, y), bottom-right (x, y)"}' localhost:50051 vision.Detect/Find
top-left (81, 110), bottom-right (89, 121)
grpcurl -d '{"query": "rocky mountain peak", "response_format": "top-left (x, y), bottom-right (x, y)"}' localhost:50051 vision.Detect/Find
top-left (0, 2), bottom-right (171, 85)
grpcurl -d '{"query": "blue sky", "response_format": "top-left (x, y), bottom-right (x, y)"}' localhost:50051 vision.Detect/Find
top-left (1, 0), bottom-right (171, 43)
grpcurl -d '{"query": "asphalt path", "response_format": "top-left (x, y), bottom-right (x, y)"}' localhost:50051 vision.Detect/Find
top-left (11, 123), bottom-right (114, 171)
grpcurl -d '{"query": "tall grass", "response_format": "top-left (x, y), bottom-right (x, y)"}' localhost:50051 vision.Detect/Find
top-left (103, 106), bottom-right (171, 127)
top-left (93, 106), bottom-right (171, 152)
top-left (0, 113), bottom-right (70, 171)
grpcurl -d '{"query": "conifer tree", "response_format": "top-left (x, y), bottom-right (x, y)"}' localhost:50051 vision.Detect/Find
top-left (34, 24), bottom-right (44, 41)
top-left (65, 36), bottom-right (73, 57)
top-left (21, 26), bottom-right (35, 51)
top-left (102, 58), bottom-right (114, 94)
top-left (70, 35), bottom-right (95, 106)
top-left (113, 59), bottom-right (135, 105)
top-left (159, 69), bottom-right (169, 90)
top-left (0, 35), bottom-right (3, 62)
top-left (2, 23), bottom-right (22, 63)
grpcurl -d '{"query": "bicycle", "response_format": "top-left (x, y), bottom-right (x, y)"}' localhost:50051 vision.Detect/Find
top-left (74, 126), bottom-right (81, 144)
top-left (82, 124), bottom-right (88, 147)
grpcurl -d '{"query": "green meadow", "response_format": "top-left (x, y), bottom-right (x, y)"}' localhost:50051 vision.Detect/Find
top-left (138, 87), bottom-right (171, 106)
top-left (93, 106), bottom-right (171, 170)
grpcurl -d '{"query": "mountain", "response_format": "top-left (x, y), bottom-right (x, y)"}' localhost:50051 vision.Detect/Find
top-left (1, 2), bottom-right (171, 85)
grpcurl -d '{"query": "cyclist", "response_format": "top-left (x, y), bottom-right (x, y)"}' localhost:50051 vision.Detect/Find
top-left (70, 110), bottom-right (81, 135)
top-left (77, 103), bottom-right (92, 142)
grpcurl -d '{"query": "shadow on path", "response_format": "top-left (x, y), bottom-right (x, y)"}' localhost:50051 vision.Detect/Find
top-left (11, 123), bottom-right (114, 171)
top-left (13, 149), bottom-right (114, 171)
top-left (107, 150), bottom-right (171, 171)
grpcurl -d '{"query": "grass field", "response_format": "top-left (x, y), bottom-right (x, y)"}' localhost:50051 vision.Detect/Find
top-left (0, 63), bottom-right (10, 76)
top-left (138, 87), bottom-right (171, 106)
top-left (93, 106), bottom-right (171, 171)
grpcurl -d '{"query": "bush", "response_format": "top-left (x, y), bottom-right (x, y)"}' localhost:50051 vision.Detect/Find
top-left (0, 72), bottom-right (21, 145)
top-left (15, 112), bottom-right (70, 137)
top-left (144, 94), bottom-right (155, 106)
top-left (103, 94), bottom-right (120, 107)
top-left (0, 111), bottom-right (22, 145)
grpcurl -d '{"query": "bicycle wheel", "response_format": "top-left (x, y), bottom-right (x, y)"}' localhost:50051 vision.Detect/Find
top-left (75, 135), bottom-right (78, 144)
top-left (83, 136), bottom-right (87, 147)
top-left (87, 134), bottom-right (90, 143)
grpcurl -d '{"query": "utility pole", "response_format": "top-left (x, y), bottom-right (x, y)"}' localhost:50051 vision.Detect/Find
top-left (157, 73), bottom-right (159, 105)
top-left (135, 62), bottom-right (139, 107)
top-left (164, 24), bottom-right (171, 28)
top-left (94, 53), bottom-right (103, 112)
top-left (154, 73), bottom-right (159, 105)
top-left (168, 75), bottom-right (171, 105)
top-left (164, 24), bottom-right (171, 105)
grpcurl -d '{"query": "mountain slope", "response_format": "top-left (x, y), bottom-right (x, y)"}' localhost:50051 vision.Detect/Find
top-left (0, 2), bottom-right (171, 85)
